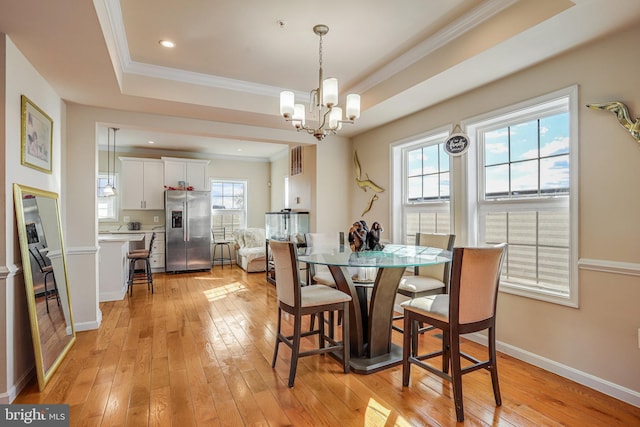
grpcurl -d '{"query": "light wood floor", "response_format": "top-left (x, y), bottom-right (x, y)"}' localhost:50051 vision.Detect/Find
top-left (14, 268), bottom-right (640, 426)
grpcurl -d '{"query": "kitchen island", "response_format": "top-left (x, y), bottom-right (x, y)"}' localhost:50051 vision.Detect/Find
top-left (98, 233), bottom-right (145, 301)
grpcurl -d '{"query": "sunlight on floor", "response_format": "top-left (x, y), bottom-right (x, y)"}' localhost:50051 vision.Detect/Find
top-left (366, 398), bottom-right (412, 426)
top-left (203, 282), bottom-right (247, 301)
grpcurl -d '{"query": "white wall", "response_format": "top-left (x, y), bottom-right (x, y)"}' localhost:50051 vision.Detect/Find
top-left (316, 137), bottom-right (352, 234)
top-left (1, 35), bottom-right (65, 402)
top-left (269, 150), bottom-right (288, 212)
top-left (207, 156), bottom-right (271, 229)
top-left (352, 24), bottom-right (640, 404)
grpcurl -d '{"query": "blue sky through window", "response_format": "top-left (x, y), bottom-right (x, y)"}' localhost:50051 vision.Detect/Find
top-left (485, 112), bottom-right (569, 197)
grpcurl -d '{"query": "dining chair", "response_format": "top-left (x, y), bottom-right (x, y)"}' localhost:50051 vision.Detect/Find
top-left (401, 244), bottom-right (507, 422)
top-left (29, 246), bottom-right (60, 313)
top-left (304, 232), bottom-right (344, 286)
top-left (392, 232), bottom-right (455, 333)
top-left (269, 239), bottom-right (351, 387)
top-left (304, 232), bottom-right (346, 331)
top-left (127, 232), bottom-right (155, 296)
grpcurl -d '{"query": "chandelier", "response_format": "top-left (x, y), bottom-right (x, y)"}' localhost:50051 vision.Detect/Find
top-left (279, 24), bottom-right (360, 141)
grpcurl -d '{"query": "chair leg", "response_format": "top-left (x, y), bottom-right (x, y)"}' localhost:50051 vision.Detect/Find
top-left (442, 330), bottom-right (450, 374)
top-left (271, 308), bottom-right (282, 368)
top-left (449, 333), bottom-right (465, 422)
top-left (402, 312), bottom-right (412, 386)
top-left (43, 275), bottom-right (50, 313)
top-left (318, 312), bottom-right (325, 350)
top-left (288, 313), bottom-right (302, 387)
top-left (342, 301), bottom-right (350, 373)
top-left (489, 326), bottom-right (502, 406)
top-left (128, 259), bottom-right (135, 296)
top-left (327, 311), bottom-right (335, 340)
top-left (146, 258), bottom-right (153, 293)
top-left (53, 277), bottom-right (60, 306)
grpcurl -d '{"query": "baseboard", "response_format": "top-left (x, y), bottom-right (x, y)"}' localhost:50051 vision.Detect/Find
top-left (465, 332), bottom-right (640, 408)
top-left (74, 309), bottom-right (102, 332)
top-left (99, 285), bottom-right (127, 302)
top-left (0, 368), bottom-right (35, 403)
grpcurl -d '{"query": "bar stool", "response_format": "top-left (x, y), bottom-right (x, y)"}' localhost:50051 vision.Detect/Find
top-left (127, 232), bottom-right (155, 296)
top-left (212, 228), bottom-right (232, 269)
top-left (29, 246), bottom-right (60, 313)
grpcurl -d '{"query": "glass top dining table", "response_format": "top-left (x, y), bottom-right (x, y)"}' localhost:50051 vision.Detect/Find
top-left (297, 244), bottom-right (452, 374)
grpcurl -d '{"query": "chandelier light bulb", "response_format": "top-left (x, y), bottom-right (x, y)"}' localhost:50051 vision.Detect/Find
top-left (322, 78), bottom-right (338, 107)
top-left (280, 91), bottom-right (295, 118)
top-left (346, 94), bottom-right (361, 120)
top-left (329, 107), bottom-right (342, 130)
top-left (292, 104), bottom-right (306, 128)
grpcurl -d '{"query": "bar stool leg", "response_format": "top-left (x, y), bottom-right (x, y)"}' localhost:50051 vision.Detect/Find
top-left (128, 258), bottom-right (135, 296)
top-left (146, 258), bottom-right (153, 293)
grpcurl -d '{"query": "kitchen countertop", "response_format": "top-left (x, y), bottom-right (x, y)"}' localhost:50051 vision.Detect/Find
top-left (99, 225), bottom-right (165, 233)
top-left (98, 233), bottom-right (146, 242)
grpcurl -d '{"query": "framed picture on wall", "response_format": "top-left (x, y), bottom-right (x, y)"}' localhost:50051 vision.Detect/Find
top-left (21, 95), bottom-right (53, 174)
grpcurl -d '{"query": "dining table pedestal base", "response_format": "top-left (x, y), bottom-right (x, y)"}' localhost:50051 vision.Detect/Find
top-left (349, 343), bottom-right (403, 374)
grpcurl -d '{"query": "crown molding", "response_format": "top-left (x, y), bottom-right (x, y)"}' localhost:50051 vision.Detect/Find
top-left (350, 0), bottom-right (518, 94)
top-left (99, 0), bottom-right (515, 101)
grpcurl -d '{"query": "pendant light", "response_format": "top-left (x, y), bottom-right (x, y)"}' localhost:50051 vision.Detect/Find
top-left (103, 127), bottom-right (118, 196)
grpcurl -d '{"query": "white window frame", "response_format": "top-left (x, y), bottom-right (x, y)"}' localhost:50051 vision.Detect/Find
top-left (97, 172), bottom-right (118, 221)
top-left (391, 128), bottom-right (451, 245)
top-left (464, 86), bottom-right (579, 307)
top-left (210, 179), bottom-right (248, 237)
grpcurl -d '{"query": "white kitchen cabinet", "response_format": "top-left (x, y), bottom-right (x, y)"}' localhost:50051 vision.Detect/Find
top-left (120, 157), bottom-right (164, 210)
top-left (162, 157), bottom-right (210, 190)
top-left (148, 231), bottom-right (165, 272)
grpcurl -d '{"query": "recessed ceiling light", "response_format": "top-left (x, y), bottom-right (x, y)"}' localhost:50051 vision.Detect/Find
top-left (159, 40), bottom-right (175, 48)
top-left (148, 140), bottom-right (155, 144)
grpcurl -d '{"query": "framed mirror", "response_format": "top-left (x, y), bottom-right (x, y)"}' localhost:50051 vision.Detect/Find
top-left (13, 183), bottom-right (76, 390)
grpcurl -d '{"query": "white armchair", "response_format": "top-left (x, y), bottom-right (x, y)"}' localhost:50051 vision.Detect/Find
top-left (232, 228), bottom-right (267, 272)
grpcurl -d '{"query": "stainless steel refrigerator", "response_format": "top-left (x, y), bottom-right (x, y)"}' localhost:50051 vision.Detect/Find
top-left (165, 190), bottom-right (212, 272)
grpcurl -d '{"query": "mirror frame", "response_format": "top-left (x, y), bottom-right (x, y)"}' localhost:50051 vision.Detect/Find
top-left (13, 183), bottom-right (76, 390)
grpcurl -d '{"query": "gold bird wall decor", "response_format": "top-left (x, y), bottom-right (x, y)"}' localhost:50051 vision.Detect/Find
top-left (353, 151), bottom-right (385, 217)
top-left (586, 101), bottom-right (640, 144)
top-left (361, 194), bottom-right (378, 217)
top-left (354, 151), bottom-right (385, 193)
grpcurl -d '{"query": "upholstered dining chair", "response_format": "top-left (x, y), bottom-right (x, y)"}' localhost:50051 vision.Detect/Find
top-left (401, 244), bottom-right (507, 422)
top-left (304, 232), bottom-right (346, 331)
top-left (127, 232), bottom-right (155, 296)
top-left (304, 232), bottom-right (344, 287)
top-left (29, 246), bottom-right (60, 313)
top-left (269, 239), bottom-right (351, 387)
top-left (393, 232), bottom-right (455, 333)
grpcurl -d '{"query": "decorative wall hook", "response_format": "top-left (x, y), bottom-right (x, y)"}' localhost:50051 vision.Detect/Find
top-left (586, 101), bottom-right (640, 144)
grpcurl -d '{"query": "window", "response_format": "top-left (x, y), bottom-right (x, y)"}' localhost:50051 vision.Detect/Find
top-left (210, 179), bottom-right (247, 238)
top-left (467, 86), bottom-right (578, 306)
top-left (97, 173), bottom-right (118, 220)
top-left (393, 131), bottom-right (451, 245)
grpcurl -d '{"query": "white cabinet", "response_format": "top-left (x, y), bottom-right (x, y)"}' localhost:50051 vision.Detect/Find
top-left (148, 231), bottom-right (165, 271)
top-left (162, 157), bottom-right (210, 190)
top-left (120, 158), bottom-right (164, 210)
